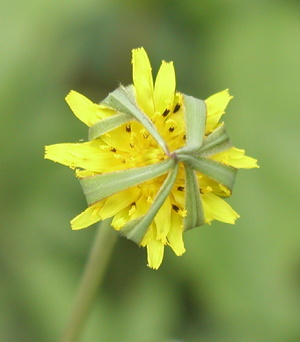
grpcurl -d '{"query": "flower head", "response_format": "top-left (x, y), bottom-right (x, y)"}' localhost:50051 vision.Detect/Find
top-left (45, 47), bottom-right (258, 269)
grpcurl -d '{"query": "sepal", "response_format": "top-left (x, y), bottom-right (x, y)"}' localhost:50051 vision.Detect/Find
top-left (80, 158), bottom-right (175, 206)
top-left (88, 113), bottom-right (133, 140)
top-left (176, 94), bottom-right (206, 154)
top-left (177, 154), bottom-right (237, 192)
top-left (183, 165), bottom-right (205, 230)
top-left (102, 85), bottom-right (169, 155)
top-left (197, 123), bottom-right (232, 157)
top-left (119, 163), bottom-right (179, 244)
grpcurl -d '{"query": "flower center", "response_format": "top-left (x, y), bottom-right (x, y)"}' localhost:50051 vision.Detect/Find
top-left (135, 147), bottom-right (166, 166)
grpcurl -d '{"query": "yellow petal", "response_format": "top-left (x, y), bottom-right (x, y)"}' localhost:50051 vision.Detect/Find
top-left (66, 90), bottom-right (115, 127)
top-left (132, 48), bottom-right (154, 116)
top-left (154, 61), bottom-right (176, 114)
top-left (167, 211), bottom-right (186, 256)
top-left (202, 192), bottom-right (239, 224)
top-left (100, 122), bottom-right (141, 153)
top-left (99, 187), bottom-right (140, 220)
top-left (44, 140), bottom-right (122, 172)
top-left (139, 221), bottom-right (154, 247)
top-left (121, 194), bottom-right (152, 244)
top-left (75, 169), bottom-right (96, 178)
top-left (154, 197), bottom-right (171, 243)
top-left (198, 174), bottom-right (231, 197)
top-left (130, 195), bottom-right (151, 220)
top-left (205, 89), bottom-right (233, 134)
top-left (146, 236), bottom-right (165, 269)
top-left (111, 206), bottom-right (131, 231)
top-left (71, 202), bottom-right (104, 230)
top-left (211, 147), bottom-right (259, 169)
top-left (171, 186), bottom-right (185, 209)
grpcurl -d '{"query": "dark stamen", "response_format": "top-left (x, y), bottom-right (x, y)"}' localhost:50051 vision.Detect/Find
top-left (172, 204), bottom-right (180, 212)
top-left (162, 109), bottom-right (170, 117)
top-left (177, 186), bottom-right (184, 191)
top-left (183, 134), bottom-right (186, 140)
top-left (126, 124), bottom-right (131, 133)
top-left (169, 127), bottom-right (175, 132)
top-left (173, 103), bottom-right (181, 113)
top-left (111, 147), bottom-right (117, 153)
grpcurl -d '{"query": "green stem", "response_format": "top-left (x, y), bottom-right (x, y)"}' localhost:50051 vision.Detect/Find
top-left (61, 218), bottom-right (117, 342)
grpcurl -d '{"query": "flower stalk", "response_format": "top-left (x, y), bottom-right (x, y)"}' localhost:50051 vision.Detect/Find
top-left (61, 219), bottom-right (117, 342)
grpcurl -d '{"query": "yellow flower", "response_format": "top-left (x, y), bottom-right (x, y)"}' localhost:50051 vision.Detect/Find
top-left (45, 47), bottom-right (258, 269)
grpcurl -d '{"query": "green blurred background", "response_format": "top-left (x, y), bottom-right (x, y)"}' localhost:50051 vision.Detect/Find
top-left (1, 0), bottom-right (300, 341)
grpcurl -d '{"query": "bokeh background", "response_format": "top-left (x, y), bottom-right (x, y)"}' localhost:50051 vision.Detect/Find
top-left (1, 0), bottom-right (300, 341)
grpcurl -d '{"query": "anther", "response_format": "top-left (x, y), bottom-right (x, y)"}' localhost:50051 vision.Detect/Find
top-left (172, 204), bottom-right (180, 212)
top-left (126, 124), bottom-right (131, 133)
top-left (162, 109), bottom-right (170, 117)
top-left (173, 103), bottom-right (181, 113)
